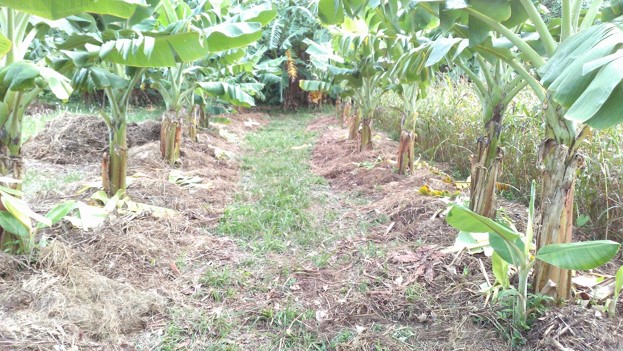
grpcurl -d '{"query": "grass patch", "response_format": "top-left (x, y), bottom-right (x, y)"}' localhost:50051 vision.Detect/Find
top-left (23, 169), bottom-right (85, 197)
top-left (158, 308), bottom-right (237, 351)
top-left (196, 265), bottom-right (243, 302)
top-left (218, 112), bottom-right (330, 251)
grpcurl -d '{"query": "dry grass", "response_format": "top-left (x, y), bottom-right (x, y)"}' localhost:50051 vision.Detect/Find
top-left (0, 241), bottom-right (165, 348)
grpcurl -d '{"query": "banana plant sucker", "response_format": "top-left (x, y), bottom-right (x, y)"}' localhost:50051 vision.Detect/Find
top-left (100, 67), bottom-right (147, 195)
top-left (396, 84), bottom-right (419, 175)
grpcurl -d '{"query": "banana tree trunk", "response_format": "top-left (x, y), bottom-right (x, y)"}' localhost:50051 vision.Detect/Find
top-left (469, 107), bottom-right (504, 218)
top-left (359, 118), bottom-right (373, 151)
top-left (335, 97), bottom-right (342, 121)
top-left (0, 128), bottom-right (24, 253)
top-left (397, 130), bottom-right (415, 175)
top-left (103, 121), bottom-right (128, 196)
top-left (534, 140), bottom-right (580, 300)
top-left (342, 101), bottom-right (351, 128)
top-left (188, 106), bottom-right (198, 142)
top-left (0, 97), bottom-right (27, 253)
top-left (348, 107), bottom-right (360, 140)
top-left (198, 107), bottom-right (209, 129)
top-left (160, 110), bottom-right (182, 164)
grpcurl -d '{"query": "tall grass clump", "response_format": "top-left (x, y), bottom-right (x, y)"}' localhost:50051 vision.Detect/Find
top-left (376, 75), bottom-right (623, 240)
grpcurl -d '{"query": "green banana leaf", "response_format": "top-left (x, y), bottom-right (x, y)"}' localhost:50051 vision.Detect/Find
top-left (446, 205), bottom-right (520, 242)
top-left (539, 22), bottom-right (623, 130)
top-left (299, 80), bottom-right (333, 92)
top-left (0, 62), bottom-right (72, 99)
top-left (197, 81), bottom-right (255, 107)
top-left (0, 0), bottom-right (146, 20)
top-left (101, 23), bottom-right (262, 67)
top-left (536, 241), bottom-right (620, 270)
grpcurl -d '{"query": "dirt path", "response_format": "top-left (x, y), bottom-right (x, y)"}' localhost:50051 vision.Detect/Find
top-left (143, 112), bottom-right (511, 350)
top-left (1, 111), bottom-right (622, 350)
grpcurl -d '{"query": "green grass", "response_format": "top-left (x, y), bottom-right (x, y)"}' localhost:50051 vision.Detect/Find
top-left (159, 308), bottom-right (238, 351)
top-left (23, 169), bottom-right (86, 197)
top-left (196, 265), bottom-right (241, 302)
top-left (218, 112), bottom-right (330, 251)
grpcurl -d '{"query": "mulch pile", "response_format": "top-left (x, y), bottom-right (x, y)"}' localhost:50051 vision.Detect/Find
top-left (24, 114), bottom-right (161, 164)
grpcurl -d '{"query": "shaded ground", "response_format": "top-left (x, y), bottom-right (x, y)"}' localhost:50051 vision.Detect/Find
top-left (0, 111), bottom-right (621, 350)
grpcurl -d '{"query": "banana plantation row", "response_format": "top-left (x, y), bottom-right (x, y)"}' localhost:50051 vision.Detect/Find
top-left (0, 0), bottom-right (622, 320)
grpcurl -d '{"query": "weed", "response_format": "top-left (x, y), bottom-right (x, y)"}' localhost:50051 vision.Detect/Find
top-left (159, 308), bottom-right (236, 350)
top-left (404, 283), bottom-right (424, 302)
top-left (392, 326), bottom-right (416, 343)
top-left (331, 329), bottom-right (355, 346)
top-left (312, 252), bottom-right (332, 268)
top-left (484, 292), bottom-right (553, 348)
top-left (360, 241), bottom-right (386, 259)
top-left (197, 266), bottom-right (240, 302)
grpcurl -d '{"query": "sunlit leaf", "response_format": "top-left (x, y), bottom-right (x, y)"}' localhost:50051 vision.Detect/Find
top-left (536, 240), bottom-right (620, 270)
top-left (1, 193), bottom-right (51, 229)
top-left (446, 205), bottom-right (519, 241)
top-left (36, 200), bottom-right (78, 229)
top-left (0, 211), bottom-right (29, 238)
top-left (0, 0), bottom-right (147, 20)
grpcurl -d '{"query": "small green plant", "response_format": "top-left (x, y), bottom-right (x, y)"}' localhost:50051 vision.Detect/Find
top-left (0, 183), bottom-right (77, 253)
top-left (490, 291), bottom-right (553, 347)
top-left (608, 266), bottom-right (623, 318)
top-left (447, 181), bottom-right (621, 325)
top-left (331, 329), bottom-right (355, 347)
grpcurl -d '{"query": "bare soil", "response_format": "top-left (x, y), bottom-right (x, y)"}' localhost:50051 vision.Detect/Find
top-left (1, 112), bottom-right (621, 350)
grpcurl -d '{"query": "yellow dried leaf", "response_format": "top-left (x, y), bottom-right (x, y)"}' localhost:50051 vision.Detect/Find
top-left (419, 185), bottom-right (431, 196)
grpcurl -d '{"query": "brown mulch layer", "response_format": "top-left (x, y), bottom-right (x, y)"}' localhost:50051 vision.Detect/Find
top-left (24, 114), bottom-right (161, 165)
top-left (307, 115), bottom-right (623, 351)
top-left (0, 112), bottom-right (268, 349)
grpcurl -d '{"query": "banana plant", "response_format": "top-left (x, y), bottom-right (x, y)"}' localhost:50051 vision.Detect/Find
top-left (57, 1), bottom-right (273, 193)
top-left (314, 0), bottom-right (439, 175)
top-left (0, 0), bottom-right (147, 253)
top-left (149, 0), bottom-right (275, 164)
top-left (387, 36), bottom-right (435, 175)
top-left (423, 33), bottom-right (528, 218)
top-left (388, 49), bottom-right (430, 175)
top-left (308, 6), bottom-right (393, 150)
top-left (438, 0), bottom-right (623, 299)
top-left (367, 1), bottom-right (440, 174)
top-left (447, 181), bottom-right (621, 325)
top-left (334, 30), bottom-right (390, 150)
top-left (263, 0), bottom-right (325, 108)
top-left (299, 36), bottom-right (350, 112)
